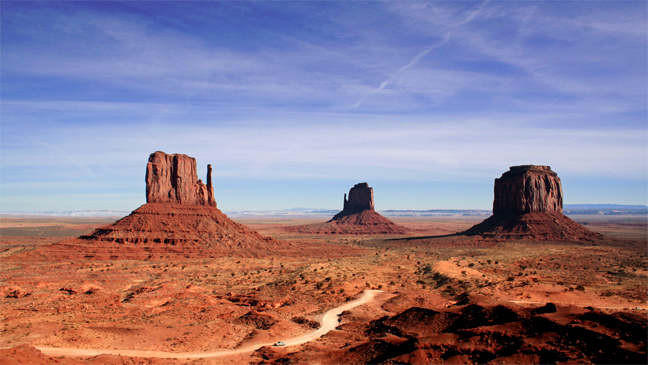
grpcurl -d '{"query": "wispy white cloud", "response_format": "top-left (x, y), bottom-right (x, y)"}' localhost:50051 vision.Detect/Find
top-left (1, 1), bottom-right (645, 211)
top-left (353, 42), bottom-right (444, 108)
top-left (3, 100), bottom-right (645, 180)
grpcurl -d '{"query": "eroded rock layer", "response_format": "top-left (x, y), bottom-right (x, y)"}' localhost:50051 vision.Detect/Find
top-left (465, 165), bottom-right (600, 241)
top-left (51, 203), bottom-right (290, 259)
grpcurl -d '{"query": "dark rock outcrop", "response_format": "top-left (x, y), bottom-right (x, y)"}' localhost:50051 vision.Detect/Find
top-left (146, 151), bottom-right (216, 207)
top-left (464, 165), bottom-right (601, 241)
top-left (331, 182), bottom-right (375, 220)
top-left (341, 182), bottom-right (374, 215)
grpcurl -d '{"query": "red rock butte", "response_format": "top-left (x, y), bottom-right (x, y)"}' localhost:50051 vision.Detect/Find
top-left (43, 151), bottom-right (290, 260)
top-left (286, 182), bottom-right (407, 235)
top-left (146, 151), bottom-right (216, 207)
top-left (464, 165), bottom-right (601, 241)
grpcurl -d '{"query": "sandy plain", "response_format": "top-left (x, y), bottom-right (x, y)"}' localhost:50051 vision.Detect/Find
top-left (1, 214), bottom-right (646, 364)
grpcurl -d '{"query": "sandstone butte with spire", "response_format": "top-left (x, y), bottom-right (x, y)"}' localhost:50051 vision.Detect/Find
top-left (145, 151), bottom-right (216, 207)
top-left (49, 151), bottom-right (289, 260)
top-left (286, 182), bottom-right (408, 235)
top-left (464, 165), bottom-right (601, 241)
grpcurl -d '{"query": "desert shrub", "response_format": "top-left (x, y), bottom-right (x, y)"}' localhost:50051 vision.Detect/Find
top-left (443, 286), bottom-right (457, 296)
top-left (576, 285), bottom-right (585, 291)
top-left (506, 276), bottom-right (515, 281)
top-left (431, 272), bottom-right (450, 288)
top-left (291, 317), bottom-right (319, 329)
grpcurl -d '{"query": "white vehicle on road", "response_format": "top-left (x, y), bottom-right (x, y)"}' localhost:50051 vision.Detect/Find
top-left (273, 341), bottom-right (286, 347)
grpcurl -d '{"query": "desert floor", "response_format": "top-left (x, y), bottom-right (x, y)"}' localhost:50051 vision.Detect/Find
top-left (1, 214), bottom-right (646, 364)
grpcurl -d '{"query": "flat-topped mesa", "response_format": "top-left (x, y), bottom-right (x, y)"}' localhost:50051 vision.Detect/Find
top-left (464, 165), bottom-right (601, 241)
top-left (145, 151), bottom-right (216, 207)
top-left (342, 182), bottom-right (375, 214)
top-left (493, 165), bottom-right (562, 215)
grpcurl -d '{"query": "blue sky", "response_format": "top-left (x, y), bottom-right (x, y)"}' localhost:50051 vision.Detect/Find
top-left (1, 1), bottom-right (646, 212)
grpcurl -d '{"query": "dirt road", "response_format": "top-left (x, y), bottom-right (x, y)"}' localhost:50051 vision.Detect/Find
top-left (36, 289), bottom-right (385, 360)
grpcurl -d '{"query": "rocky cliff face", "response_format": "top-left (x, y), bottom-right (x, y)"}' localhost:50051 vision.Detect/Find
top-left (493, 165), bottom-right (562, 215)
top-left (145, 151), bottom-right (216, 207)
top-left (465, 165), bottom-right (600, 241)
top-left (342, 182), bottom-right (375, 214)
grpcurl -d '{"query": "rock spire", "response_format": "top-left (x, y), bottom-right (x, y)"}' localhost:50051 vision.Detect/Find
top-left (145, 151), bottom-right (216, 207)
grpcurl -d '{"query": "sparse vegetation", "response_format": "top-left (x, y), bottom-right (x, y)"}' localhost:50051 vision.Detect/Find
top-left (1, 215), bottom-right (645, 363)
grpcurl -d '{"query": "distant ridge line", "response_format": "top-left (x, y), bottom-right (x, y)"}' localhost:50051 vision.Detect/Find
top-left (0, 210), bottom-right (130, 217)
top-left (2, 204), bottom-right (645, 217)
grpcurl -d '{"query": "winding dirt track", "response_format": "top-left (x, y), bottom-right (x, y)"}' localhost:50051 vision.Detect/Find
top-left (36, 290), bottom-right (385, 360)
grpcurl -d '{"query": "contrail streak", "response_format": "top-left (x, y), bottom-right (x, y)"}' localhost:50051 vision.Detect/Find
top-left (353, 0), bottom-right (490, 109)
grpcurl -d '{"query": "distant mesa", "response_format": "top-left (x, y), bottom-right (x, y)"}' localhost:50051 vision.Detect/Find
top-left (285, 182), bottom-right (408, 235)
top-left (464, 165), bottom-right (601, 241)
top-left (48, 151), bottom-right (290, 260)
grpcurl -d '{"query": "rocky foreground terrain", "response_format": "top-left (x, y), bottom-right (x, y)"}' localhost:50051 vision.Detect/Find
top-left (1, 215), bottom-right (646, 364)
